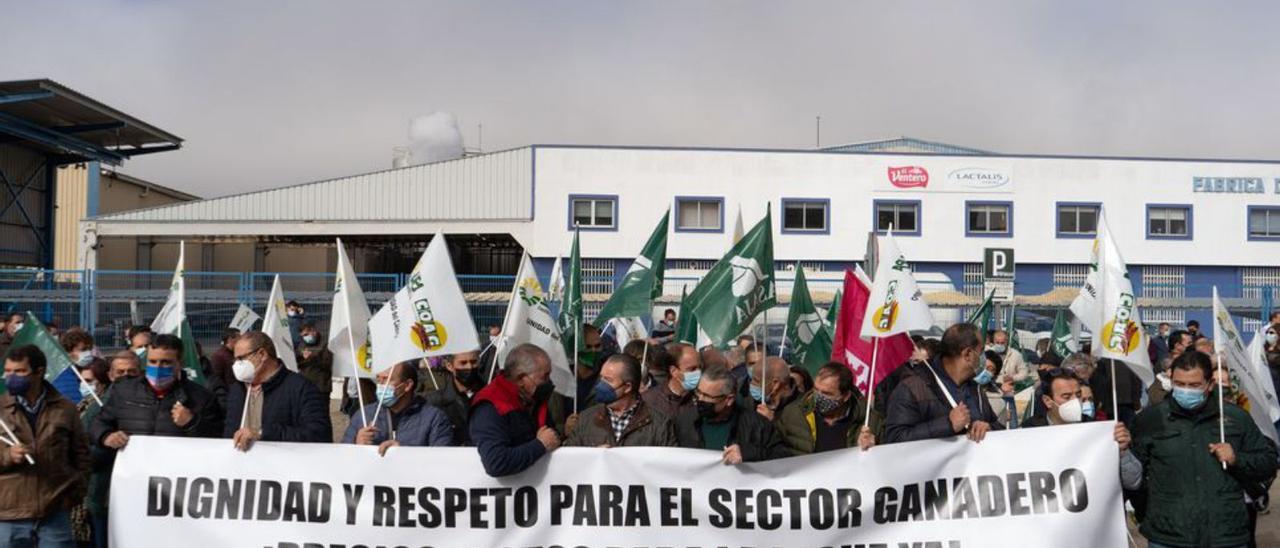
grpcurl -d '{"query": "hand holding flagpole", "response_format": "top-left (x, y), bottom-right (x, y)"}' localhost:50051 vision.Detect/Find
top-left (0, 417), bottom-right (34, 465)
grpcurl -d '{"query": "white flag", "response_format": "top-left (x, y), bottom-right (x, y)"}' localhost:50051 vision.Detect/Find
top-left (732, 205), bottom-right (745, 245)
top-left (228, 303), bottom-right (260, 333)
top-left (1069, 214), bottom-right (1153, 386)
top-left (860, 231), bottom-right (935, 338)
top-left (607, 317), bottom-right (648, 349)
top-left (150, 241), bottom-right (186, 335)
top-left (368, 233), bottom-right (479, 374)
top-left (329, 239), bottom-right (374, 379)
top-left (1213, 288), bottom-right (1280, 443)
top-left (261, 275), bottom-right (297, 371)
top-left (496, 253), bottom-right (575, 398)
top-left (1245, 325), bottom-right (1280, 424)
top-left (548, 255), bottom-right (565, 302)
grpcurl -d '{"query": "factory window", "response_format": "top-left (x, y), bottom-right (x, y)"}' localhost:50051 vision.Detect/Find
top-left (965, 201), bottom-right (1012, 237)
top-left (568, 195), bottom-right (617, 231)
top-left (1146, 205), bottom-right (1192, 240)
top-left (674, 197), bottom-right (724, 232)
top-left (1249, 206), bottom-right (1280, 240)
top-left (1055, 202), bottom-right (1100, 238)
top-left (781, 198), bottom-right (829, 234)
top-left (872, 200), bottom-right (920, 236)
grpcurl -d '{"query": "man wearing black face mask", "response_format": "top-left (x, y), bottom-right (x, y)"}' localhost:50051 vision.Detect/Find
top-left (470, 344), bottom-right (561, 477)
top-left (565, 354), bottom-right (676, 447)
top-left (674, 365), bottom-right (789, 464)
top-left (778, 363), bottom-right (876, 454)
top-left (422, 349), bottom-right (486, 445)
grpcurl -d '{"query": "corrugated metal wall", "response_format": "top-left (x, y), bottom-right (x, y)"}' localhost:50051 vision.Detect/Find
top-left (54, 165), bottom-right (88, 271)
top-left (0, 144), bottom-right (50, 267)
top-left (98, 147), bottom-right (534, 223)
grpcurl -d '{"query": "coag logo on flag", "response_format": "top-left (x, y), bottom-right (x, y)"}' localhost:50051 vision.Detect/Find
top-left (729, 256), bottom-right (765, 297)
top-left (1102, 293), bottom-right (1141, 355)
top-left (795, 312), bottom-right (824, 344)
top-left (872, 280), bottom-right (901, 333)
top-left (356, 342), bottom-right (373, 374)
top-left (409, 273), bottom-right (449, 352)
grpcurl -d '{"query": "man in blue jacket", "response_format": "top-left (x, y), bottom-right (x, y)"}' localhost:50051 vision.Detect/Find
top-left (469, 343), bottom-right (561, 477)
top-left (343, 361), bottom-right (453, 455)
top-left (224, 331), bottom-right (332, 450)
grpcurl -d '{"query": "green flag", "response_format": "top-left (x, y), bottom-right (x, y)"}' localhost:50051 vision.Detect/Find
top-left (967, 289), bottom-right (995, 344)
top-left (1051, 310), bottom-right (1077, 358)
top-left (682, 208), bottom-right (776, 346)
top-left (785, 267), bottom-right (833, 374)
top-left (676, 286), bottom-right (701, 346)
top-left (1003, 303), bottom-right (1022, 351)
top-left (179, 319), bottom-right (208, 386)
top-left (825, 289), bottom-right (842, 327)
top-left (11, 313), bottom-right (76, 384)
top-left (594, 210), bottom-right (669, 327)
top-left (556, 228), bottom-right (584, 361)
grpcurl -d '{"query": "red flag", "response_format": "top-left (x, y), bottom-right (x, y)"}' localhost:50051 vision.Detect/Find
top-left (831, 268), bottom-right (915, 396)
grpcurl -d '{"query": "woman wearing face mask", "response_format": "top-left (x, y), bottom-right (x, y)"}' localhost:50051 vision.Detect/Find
top-left (978, 351), bottom-right (1019, 427)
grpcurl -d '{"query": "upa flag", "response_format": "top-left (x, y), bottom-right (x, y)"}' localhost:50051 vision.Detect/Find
top-left (178, 320), bottom-right (207, 386)
top-left (150, 241), bottom-right (186, 336)
top-left (1069, 213), bottom-right (1153, 386)
top-left (967, 289), bottom-right (995, 344)
top-left (228, 303), bottom-right (260, 333)
top-left (1245, 325), bottom-right (1280, 424)
top-left (261, 275), bottom-right (297, 371)
top-left (675, 286), bottom-right (711, 348)
top-left (1213, 288), bottom-right (1280, 443)
top-left (370, 233), bottom-right (479, 374)
top-left (1004, 304), bottom-right (1022, 351)
top-left (11, 313), bottom-right (83, 402)
top-left (683, 208), bottom-right (777, 346)
top-left (557, 229), bottom-right (584, 362)
top-left (1051, 310), bottom-right (1078, 358)
top-left (825, 289), bottom-right (842, 327)
top-left (859, 230), bottom-right (935, 338)
top-left (594, 210), bottom-right (668, 327)
top-left (497, 253), bottom-right (575, 398)
top-left (785, 266), bottom-right (833, 375)
top-left (832, 268), bottom-right (915, 396)
top-left (329, 239), bottom-right (374, 379)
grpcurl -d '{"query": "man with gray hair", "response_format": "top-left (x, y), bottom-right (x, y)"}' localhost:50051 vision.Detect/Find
top-left (675, 365), bottom-right (789, 464)
top-left (566, 354), bottom-right (677, 447)
top-left (470, 343), bottom-right (561, 477)
top-left (224, 331), bottom-right (332, 451)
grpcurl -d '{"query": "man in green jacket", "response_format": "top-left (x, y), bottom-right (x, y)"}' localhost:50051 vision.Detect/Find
top-left (565, 354), bottom-right (677, 448)
top-left (1132, 350), bottom-right (1277, 548)
top-left (778, 362), bottom-right (876, 455)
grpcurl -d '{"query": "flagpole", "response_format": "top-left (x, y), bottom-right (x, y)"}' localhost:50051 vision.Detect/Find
top-left (761, 309), bottom-right (768, 393)
top-left (71, 364), bottom-right (104, 407)
top-left (573, 321), bottom-right (581, 415)
top-left (1109, 359), bottom-right (1119, 422)
top-left (371, 375), bottom-right (393, 425)
top-left (487, 339), bottom-right (503, 383)
top-left (777, 323), bottom-right (788, 359)
top-left (0, 417), bottom-right (34, 464)
top-left (864, 338), bottom-right (880, 428)
top-left (1216, 349), bottom-right (1227, 470)
top-left (346, 325), bottom-right (368, 428)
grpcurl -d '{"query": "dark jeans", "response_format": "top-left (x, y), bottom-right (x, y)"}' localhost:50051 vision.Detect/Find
top-left (0, 510), bottom-right (75, 548)
top-left (89, 510), bottom-right (107, 548)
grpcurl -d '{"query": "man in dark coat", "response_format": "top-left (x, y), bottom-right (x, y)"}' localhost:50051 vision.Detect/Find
top-left (675, 365), bottom-right (789, 463)
top-left (469, 344), bottom-right (561, 477)
top-left (420, 349), bottom-right (486, 445)
top-left (565, 354), bottom-right (677, 448)
top-left (224, 332), bottom-right (332, 450)
top-left (883, 323), bottom-right (1003, 444)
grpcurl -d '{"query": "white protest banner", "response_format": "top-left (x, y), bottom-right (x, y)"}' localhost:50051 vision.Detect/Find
top-left (111, 422), bottom-right (1125, 548)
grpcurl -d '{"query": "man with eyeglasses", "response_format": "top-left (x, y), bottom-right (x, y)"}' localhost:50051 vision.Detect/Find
top-left (223, 332), bottom-right (331, 451)
top-left (674, 365), bottom-right (788, 464)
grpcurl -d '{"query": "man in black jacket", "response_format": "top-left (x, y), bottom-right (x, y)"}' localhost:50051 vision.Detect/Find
top-left (675, 365), bottom-right (789, 463)
top-left (92, 334), bottom-right (224, 450)
top-left (421, 349), bottom-right (486, 445)
top-left (883, 323), bottom-right (1003, 444)
top-left (224, 331), bottom-right (332, 451)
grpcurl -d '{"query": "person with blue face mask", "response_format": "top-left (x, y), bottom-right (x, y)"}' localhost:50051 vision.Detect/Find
top-left (342, 361), bottom-right (453, 455)
top-left (1133, 350), bottom-right (1278, 548)
top-left (564, 354), bottom-right (677, 448)
top-left (90, 334), bottom-right (224, 456)
top-left (641, 343), bottom-right (702, 421)
top-left (0, 344), bottom-right (90, 546)
top-left (748, 357), bottom-right (797, 422)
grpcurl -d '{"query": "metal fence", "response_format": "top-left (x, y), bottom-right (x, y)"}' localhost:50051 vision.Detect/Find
top-left (0, 268), bottom-right (1275, 352)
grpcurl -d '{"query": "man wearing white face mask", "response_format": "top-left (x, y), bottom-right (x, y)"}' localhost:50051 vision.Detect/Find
top-left (342, 361), bottom-right (453, 455)
top-left (224, 332), bottom-right (332, 451)
top-left (1023, 368), bottom-right (1142, 490)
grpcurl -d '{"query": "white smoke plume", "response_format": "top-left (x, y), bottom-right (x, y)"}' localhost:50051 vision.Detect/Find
top-left (406, 112), bottom-right (465, 165)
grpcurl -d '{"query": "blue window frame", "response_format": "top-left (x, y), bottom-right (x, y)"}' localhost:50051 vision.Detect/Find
top-left (1056, 202), bottom-right (1101, 239)
top-left (965, 201), bottom-right (1013, 238)
top-left (674, 196), bottom-right (725, 233)
top-left (1145, 204), bottom-right (1192, 240)
top-left (780, 198), bottom-right (830, 234)
top-left (1248, 206), bottom-right (1280, 241)
top-left (567, 194), bottom-right (618, 231)
top-left (872, 199), bottom-right (921, 236)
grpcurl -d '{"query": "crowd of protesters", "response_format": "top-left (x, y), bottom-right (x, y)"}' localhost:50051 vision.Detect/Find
top-left (0, 308), bottom-right (1276, 547)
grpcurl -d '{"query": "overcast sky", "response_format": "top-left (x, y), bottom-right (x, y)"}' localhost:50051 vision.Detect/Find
top-left (3, 1), bottom-right (1278, 198)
